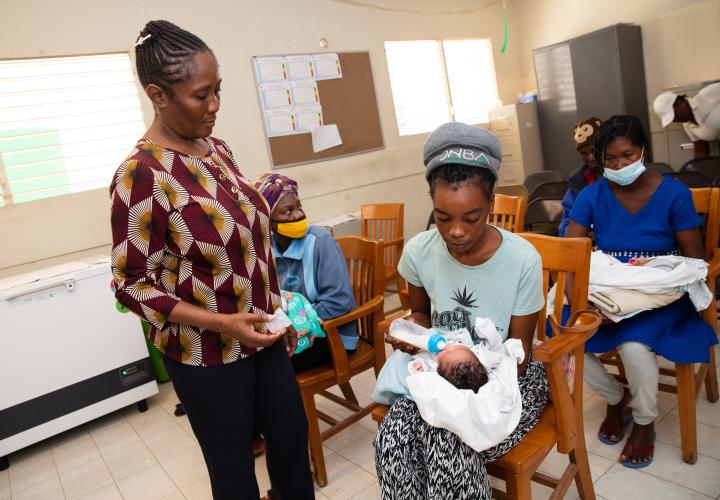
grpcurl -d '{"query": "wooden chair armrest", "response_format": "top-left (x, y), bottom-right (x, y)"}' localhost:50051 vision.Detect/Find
top-left (533, 310), bottom-right (602, 364)
top-left (322, 295), bottom-right (385, 383)
top-left (379, 237), bottom-right (404, 250)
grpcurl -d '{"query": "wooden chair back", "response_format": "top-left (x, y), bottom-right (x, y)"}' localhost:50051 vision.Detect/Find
top-left (360, 203), bottom-right (404, 272)
top-left (519, 233), bottom-right (592, 444)
top-left (335, 236), bottom-right (385, 347)
top-left (296, 235), bottom-right (386, 486)
top-left (690, 187), bottom-right (720, 261)
top-left (489, 193), bottom-right (526, 233)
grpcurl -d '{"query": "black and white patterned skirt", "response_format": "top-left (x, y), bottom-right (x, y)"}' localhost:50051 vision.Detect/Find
top-left (374, 358), bottom-right (549, 500)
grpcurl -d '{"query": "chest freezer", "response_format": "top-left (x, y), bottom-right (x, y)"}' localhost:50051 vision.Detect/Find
top-left (0, 256), bottom-right (158, 465)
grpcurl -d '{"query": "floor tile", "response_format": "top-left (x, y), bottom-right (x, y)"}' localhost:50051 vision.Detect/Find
top-left (254, 453), bottom-right (271, 493)
top-left (78, 484), bottom-right (123, 500)
top-left (8, 445), bottom-right (58, 494)
top-left (348, 480), bottom-right (380, 499)
top-left (142, 426), bottom-right (197, 462)
top-left (640, 441), bottom-right (720, 497)
top-left (156, 444), bottom-right (207, 489)
top-left (12, 475), bottom-right (64, 500)
top-left (538, 447), bottom-right (615, 483)
top-left (324, 423), bottom-right (375, 453)
top-left (103, 440), bottom-right (157, 481)
top-left (656, 413), bottom-right (720, 460)
top-left (59, 457), bottom-right (114, 499)
top-left (158, 492), bottom-right (186, 500)
top-left (318, 452), bottom-right (376, 500)
top-left (181, 476), bottom-right (213, 500)
top-left (670, 394), bottom-right (720, 428)
top-left (126, 406), bottom-right (179, 440)
top-left (51, 431), bottom-right (101, 474)
top-left (116, 464), bottom-right (177, 500)
top-left (0, 469), bottom-right (8, 498)
top-left (594, 463), bottom-right (713, 499)
top-left (336, 432), bottom-right (378, 476)
top-left (89, 414), bottom-right (141, 456)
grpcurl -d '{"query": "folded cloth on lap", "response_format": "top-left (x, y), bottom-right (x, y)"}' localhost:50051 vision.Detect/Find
top-left (589, 288), bottom-right (684, 316)
top-left (588, 252), bottom-right (712, 311)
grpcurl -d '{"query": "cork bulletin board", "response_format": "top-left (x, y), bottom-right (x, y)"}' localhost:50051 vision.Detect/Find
top-left (255, 52), bottom-right (384, 167)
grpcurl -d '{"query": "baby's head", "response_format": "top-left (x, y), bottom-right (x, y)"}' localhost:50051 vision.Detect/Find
top-left (437, 344), bottom-right (488, 393)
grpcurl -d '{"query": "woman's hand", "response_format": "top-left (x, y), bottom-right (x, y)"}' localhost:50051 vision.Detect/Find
top-left (284, 325), bottom-right (298, 356)
top-left (217, 312), bottom-right (284, 348)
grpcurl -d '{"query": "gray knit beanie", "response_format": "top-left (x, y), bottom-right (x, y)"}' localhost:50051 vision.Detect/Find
top-left (423, 122), bottom-right (502, 180)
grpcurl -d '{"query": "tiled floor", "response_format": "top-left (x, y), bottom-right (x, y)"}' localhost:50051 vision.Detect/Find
top-left (3, 342), bottom-right (719, 499)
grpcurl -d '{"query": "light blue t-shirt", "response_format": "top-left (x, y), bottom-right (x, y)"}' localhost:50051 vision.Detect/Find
top-left (398, 227), bottom-right (544, 342)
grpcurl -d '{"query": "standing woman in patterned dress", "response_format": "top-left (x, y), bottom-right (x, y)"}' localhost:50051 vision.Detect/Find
top-left (110, 20), bottom-right (314, 500)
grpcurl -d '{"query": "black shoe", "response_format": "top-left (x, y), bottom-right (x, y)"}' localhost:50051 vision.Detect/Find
top-left (174, 403), bottom-right (187, 417)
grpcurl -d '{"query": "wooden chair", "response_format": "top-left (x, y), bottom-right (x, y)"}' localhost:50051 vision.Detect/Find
top-left (495, 184), bottom-right (529, 200)
top-left (373, 234), bottom-right (602, 500)
top-left (690, 187), bottom-right (720, 261)
top-left (295, 235), bottom-right (386, 486)
top-left (600, 187), bottom-right (720, 463)
top-left (360, 203), bottom-right (405, 312)
top-left (490, 193), bottom-right (527, 233)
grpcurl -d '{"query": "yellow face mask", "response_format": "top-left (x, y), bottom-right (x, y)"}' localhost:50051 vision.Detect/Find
top-left (276, 218), bottom-right (308, 239)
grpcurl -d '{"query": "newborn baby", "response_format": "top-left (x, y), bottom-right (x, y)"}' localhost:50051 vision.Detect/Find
top-left (411, 344), bottom-right (488, 393)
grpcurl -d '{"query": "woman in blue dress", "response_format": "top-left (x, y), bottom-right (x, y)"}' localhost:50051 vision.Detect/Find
top-left (566, 115), bottom-right (718, 468)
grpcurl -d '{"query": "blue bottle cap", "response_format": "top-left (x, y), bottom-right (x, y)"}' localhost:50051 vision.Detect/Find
top-left (427, 333), bottom-right (447, 353)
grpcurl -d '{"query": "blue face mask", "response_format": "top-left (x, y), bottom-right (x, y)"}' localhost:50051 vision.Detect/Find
top-left (603, 149), bottom-right (646, 186)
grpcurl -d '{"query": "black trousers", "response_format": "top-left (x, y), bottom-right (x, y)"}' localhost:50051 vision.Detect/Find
top-left (164, 341), bottom-right (315, 500)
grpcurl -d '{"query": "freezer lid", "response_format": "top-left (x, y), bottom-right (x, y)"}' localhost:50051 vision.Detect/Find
top-left (0, 255), bottom-right (112, 300)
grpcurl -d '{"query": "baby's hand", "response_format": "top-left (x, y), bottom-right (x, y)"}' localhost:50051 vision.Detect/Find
top-left (628, 257), bottom-right (649, 266)
top-left (411, 360), bottom-right (425, 372)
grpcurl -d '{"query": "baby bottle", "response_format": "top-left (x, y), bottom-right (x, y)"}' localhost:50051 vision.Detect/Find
top-left (389, 319), bottom-right (447, 353)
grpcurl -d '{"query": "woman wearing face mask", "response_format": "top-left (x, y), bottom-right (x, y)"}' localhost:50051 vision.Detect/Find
top-left (254, 173), bottom-right (358, 372)
top-left (565, 115), bottom-right (718, 468)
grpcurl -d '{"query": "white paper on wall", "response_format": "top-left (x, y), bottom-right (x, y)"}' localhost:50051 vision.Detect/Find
top-left (294, 105), bottom-right (323, 133)
top-left (285, 55), bottom-right (315, 80)
top-left (259, 82), bottom-right (293, 109)
top-left (253, 56), bottom-right (287, 84)
top-left (311, 124), bottom-right (342, 153)
top-left (264, 108), bottom-right (296, 137)
top-left (312, 53), bottom-right (342, 80)
top-left (290, 80), bottom-right (320, 106)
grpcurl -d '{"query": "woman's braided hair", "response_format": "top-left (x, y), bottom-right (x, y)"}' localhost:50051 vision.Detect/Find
top-left (594, 115), bottom-right (649, 166)
top-left (135, 20), bottom-right (211, 93)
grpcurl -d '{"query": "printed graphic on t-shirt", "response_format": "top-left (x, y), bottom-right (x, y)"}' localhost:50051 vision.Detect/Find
top-left (431, 286), bottom-right (504, 342)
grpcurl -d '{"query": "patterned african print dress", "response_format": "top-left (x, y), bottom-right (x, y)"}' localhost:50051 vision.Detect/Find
top-left (110, 137), bottom-right (280, 366)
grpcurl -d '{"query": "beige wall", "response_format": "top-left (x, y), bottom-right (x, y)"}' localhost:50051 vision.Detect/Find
top-left (0, 0), bottom-right (526, 276)
top-left (515, 0), bottom-right (720, 164)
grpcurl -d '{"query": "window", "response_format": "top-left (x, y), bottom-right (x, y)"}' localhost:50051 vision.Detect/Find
top-left (384, 39), bottom-right (500, 136)
top-left (0, 53), bottom-right (146, 206)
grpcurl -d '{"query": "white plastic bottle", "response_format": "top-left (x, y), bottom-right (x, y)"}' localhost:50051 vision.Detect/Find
top-left (389, 319), bottom-right (447, 353)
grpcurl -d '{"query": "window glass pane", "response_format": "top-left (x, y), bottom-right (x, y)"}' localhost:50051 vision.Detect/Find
top-left (442, 39), bottom-right (500, 125)
top-left (0, 53), bottom-right (145, 205)
top-left (384, 41), bottom-right (451, 136)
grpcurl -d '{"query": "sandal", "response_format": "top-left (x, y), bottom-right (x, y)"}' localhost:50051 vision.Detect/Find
top-left (597, 406), bottom-right (632, 445)
top-left (620, 431), bottom-right (655, 469)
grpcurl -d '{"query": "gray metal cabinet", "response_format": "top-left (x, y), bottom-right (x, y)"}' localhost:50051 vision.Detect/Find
top-left (533, 24), bottom-right (649, 177)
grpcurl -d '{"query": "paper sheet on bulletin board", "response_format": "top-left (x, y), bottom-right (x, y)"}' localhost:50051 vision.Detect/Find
top-left (253, 52), bottom-right (384, 167)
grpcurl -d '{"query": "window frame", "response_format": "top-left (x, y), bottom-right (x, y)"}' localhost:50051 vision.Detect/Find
top-left (384, 37), bottom-right (500, 137)
top-left (0, 51), bottom-right (147, 207)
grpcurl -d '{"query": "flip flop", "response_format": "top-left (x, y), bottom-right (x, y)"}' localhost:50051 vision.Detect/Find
top-left (620, 431), bottom-right (656, 469)
top-left (597, 406), bottom-right (632, 445)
